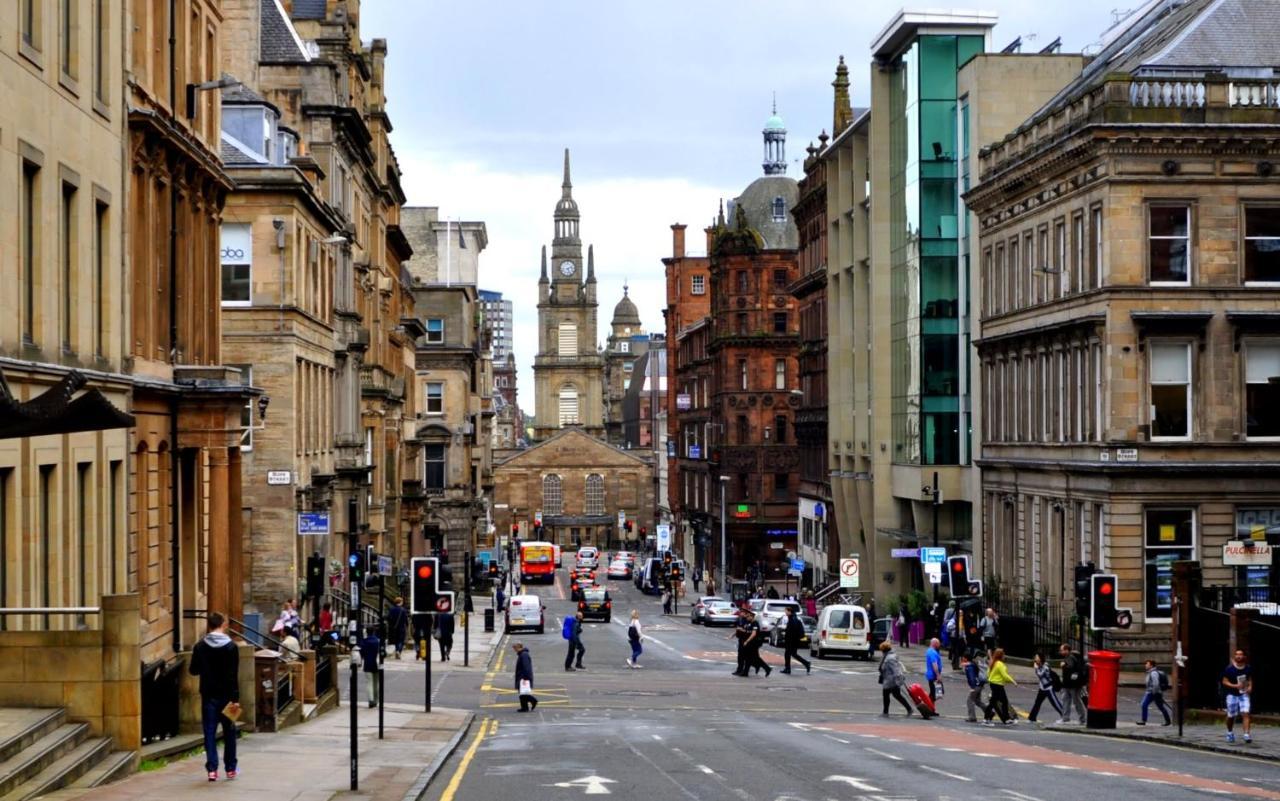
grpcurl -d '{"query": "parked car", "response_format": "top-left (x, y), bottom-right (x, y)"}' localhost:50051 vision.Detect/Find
top-left (769, 614), bottom-right (817, 647)
top-left (579, 587), bottom-right (612, 622)
top-left (809, 604), bottom-right (872, 659)
top-left (702, 600), bottom-right (740, 627)
top-left (606, 559), bottom-right (631, 579)
top-left (869, 616), bottom-right (892, 652)
top-left (690, 595), bottom-right (726, 625)
top-left (748, 599), bottom-right (802, 634)
top-left (505, 595), bottom-right (545, 634)
top-left (576, 546), bottom-right (600, 570)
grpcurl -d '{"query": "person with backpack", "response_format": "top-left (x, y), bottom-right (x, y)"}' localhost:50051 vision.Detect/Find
top-left (982, 648), bottom-right (1017, 725)
top-left (1056, 643), bottom-right (1087, 725)
top-left (878, 641), bottom-right (913, 716)
top-left (1138, 659), bottom-right (1173, 726)
top-left (386, 596), bottom-right (409, 659)
top-left (627, 610), bottom-right (645, 668)
top-left (563, 611), bottom-right (586, 671)
top-left (962, 652), bottom-right (986, 722)
top-left (1028, 651), bottom-right (1065, 723)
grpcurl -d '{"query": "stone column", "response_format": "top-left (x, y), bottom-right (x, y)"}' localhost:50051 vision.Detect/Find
top-left (227, 447), bottom-right (245, 625)
top-left (101, 593), bottom-right (143, 753)
top-left (208, 447), bottom-right (231, 618)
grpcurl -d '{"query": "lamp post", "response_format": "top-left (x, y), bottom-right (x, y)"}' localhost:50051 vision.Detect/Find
top-left (719, 475), bottom-right (730, 593)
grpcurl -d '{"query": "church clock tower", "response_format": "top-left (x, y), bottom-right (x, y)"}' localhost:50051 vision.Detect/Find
top-left (533, 149), bottom-right (604, 441)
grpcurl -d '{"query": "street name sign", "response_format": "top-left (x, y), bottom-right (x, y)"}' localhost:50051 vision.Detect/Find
top-left (297, 512), bottom-right (330, 536)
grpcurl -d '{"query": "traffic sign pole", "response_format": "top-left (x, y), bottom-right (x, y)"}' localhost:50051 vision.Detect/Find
top-left (424, 613), bottom-right (432, 714)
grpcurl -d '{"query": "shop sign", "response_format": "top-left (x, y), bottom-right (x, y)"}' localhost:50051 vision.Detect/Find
top-left (1223, 541), bottom-right (1273, 566)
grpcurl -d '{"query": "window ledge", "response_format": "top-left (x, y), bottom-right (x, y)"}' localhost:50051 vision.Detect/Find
top-left (92, 97), bottom-right (111, 120)
top-left (19, 41), bottom-right (44, 70)
top-left (1149, 281), bottom-right (1191, 287)
top-left (58, 71), bottom-right (79, 97)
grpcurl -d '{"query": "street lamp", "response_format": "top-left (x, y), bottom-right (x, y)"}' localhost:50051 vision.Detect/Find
top-left (719, 475), bottom-right (730, 594)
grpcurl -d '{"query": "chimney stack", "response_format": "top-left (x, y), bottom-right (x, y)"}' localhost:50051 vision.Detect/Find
top-left (671, 224), bottom-right (687, 258)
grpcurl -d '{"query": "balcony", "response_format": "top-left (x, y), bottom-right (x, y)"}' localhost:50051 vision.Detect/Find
top-left (360, 365), bottom-right (392, 397)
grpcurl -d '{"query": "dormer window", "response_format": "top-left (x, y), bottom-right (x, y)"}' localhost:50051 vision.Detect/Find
top-left (772, 196), bottom-right (786, 222)
top-left (221, 103), bottom-right (281, 164)
top-left (276, 128), bottom-right (298, 164)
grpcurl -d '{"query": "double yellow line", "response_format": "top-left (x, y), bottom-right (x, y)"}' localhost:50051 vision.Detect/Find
top-left (439, 716), bottom-right (495, 801)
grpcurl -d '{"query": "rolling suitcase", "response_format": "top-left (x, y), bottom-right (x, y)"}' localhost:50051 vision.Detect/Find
top-left (907, 682), bottom-right (937, 719)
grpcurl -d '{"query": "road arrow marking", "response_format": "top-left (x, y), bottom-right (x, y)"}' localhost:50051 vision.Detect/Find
top-left (823, 775), bottom-right (882, 792)
top-left (548, 776), bottom-right (617, 795)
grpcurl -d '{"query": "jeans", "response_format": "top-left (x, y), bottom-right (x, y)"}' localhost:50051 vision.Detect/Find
top-left (927, 678), bottom-right (938, 702)
top-left (630, 640), bottom-right (642, 663)
top-left (365, 670), bottom-right (380, 706)
top-left (1141, 691), bottom-right (1171, 724)
top-left (565, 639), bottom-right (585, 669)
top-left (439, 637), bottom-right (453, 661)
top-left (201, 697), bottom-right (237, 774)
top-left (1061, 687), bottom-right (1087, 723)
top-left (883, 686), bottom-right (913, 714)
top-left (1029, 688), bottom-right (1064, 721)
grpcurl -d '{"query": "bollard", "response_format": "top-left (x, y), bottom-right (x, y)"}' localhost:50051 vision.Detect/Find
top-left (484, 607), bottom-right (495, 632)
top-left (1086, 649), bottom-right (1122, 729)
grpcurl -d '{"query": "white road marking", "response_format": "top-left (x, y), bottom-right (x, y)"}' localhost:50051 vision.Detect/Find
top-left (651, 734), bottom-right (663, 741)
top-left (822, 734), bottom-right (851, 744)
top-left (823, 775), bottom-right (882, 792)
top-left (696, 765), bottom-right (715, 774)
top-left (1005, 758), bottom-right (1034, 764)
top-left (547, 776), bottom-right (617, 795)
top-left (918, 765), bottom-right (971, 782)
top-left (1000, 791), bottom-right (1047, 801)
top-left (864, 747), bottom-right (903, 761)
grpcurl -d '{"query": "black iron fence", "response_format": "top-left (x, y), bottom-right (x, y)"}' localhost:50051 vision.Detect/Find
top-left (979, 587), bottom-right (1097, 660)
top-left (314, 648), bottom-right (334, 698)
top-left (1248, 617), bottom-right (1280, 714)
top-left (140, 656), bottom-right (182, 744)
top-left (1198, 584), bottom-right (1280, 612)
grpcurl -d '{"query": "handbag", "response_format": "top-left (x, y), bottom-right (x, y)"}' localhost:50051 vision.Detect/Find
top-left (518, 679), bottom-right (532, 696)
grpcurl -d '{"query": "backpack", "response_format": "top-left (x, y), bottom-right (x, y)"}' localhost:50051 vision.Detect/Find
top-left (628, 622), bottom-right (641, 643)
top-left (977, 663), bottom-right (989, 685)
top-left (1049, 669), bottom-right (1063, 692)
top-left (1158, 669), bottom-right (1171, 692)
top-left (562, 616), bottom-right (575, 640)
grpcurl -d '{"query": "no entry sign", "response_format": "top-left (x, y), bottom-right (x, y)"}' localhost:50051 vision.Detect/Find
top-left (839, 557), bottom-right (860, 588)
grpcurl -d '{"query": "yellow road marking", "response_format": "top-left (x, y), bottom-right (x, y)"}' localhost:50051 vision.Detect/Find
top-left (482, 699), bottom-right (572, 708)
top-left (439, 717), bottom-right (493, 801)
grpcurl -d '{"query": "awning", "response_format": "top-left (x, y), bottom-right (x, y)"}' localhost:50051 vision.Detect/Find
top-left (876, 526), bottom-right (971, 548)
top-left (0, 369), bottom-right (134, 439)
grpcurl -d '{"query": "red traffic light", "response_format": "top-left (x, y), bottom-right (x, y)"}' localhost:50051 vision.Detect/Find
top-left (953, 561), bottom-right (964, 572)
top-left (1099, 580), bottom-right (1113, 595)
top-left (417, 564), bottom-right (433, 579)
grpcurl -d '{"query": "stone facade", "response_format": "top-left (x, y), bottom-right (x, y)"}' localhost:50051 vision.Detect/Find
top-left (493, 429), bottom-right (655, 550)
top-left (966, 5), bottom-right (1280, 657)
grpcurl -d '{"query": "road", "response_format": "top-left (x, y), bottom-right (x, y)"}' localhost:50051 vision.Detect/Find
top-left (380, 567), bottom-right (1280, 801)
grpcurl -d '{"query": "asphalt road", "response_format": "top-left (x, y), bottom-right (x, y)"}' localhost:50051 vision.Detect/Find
top-left (399, 569), bottom-right (1280, 801)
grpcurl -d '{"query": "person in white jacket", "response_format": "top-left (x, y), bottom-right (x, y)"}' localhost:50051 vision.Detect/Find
top-left (627, 610), bottom-right (645, 668)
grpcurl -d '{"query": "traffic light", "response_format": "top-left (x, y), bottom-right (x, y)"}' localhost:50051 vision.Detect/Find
top-left (511, 523), bottom-right (519, 536)
top-left (1074, 562), bottom-right (1097, 619)
top-left (640, 526), bottom-right (647, 537)
top-left (306, 555), bottom-right (325, 598)
top-left (624, 520), bottom-right (633, 533)
top-left (349, 549), bottom-right (367, 583)
top-left (1089, 573), bottom-right (1133, 630)
top-left (488, 560), bottom-right (500, 579)
top-left (947, 555), bottom-right (982, 597)
top-left (663, 552), bottom-right (673, 565)
top-left (438, 563), bottom-right (454, 591)
top-left (957, 596), bottom-right (984, 646)
top-left (411, 556), bottom-right (456, 615)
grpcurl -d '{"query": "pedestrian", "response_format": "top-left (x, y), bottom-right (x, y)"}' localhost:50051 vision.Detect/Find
top-left (981, 608), bottom-right (999, 654)
top-left (387, 596), bottom-right (409, 659)
top-left (627, 610), bottom-right (645, 669)
top-left (1137, 659), bottom-right (1173, 727)
top-left (693, 567), bottom-right (702, 593)
top-left (961, 652), bottom-right (986, 723)
top-left (766, 585), bottom-right (780, 600)
top-left (896, 608), bottom-right (909, 648)
top-left (1222, 649), bottom-right (1253, 744)
top-left (1056, 643), bottom-right (1087, 724)
top-left (1027, 651), bottom-right (1065, 723)
top-left (359, 627), bottom-right (381, 708)
top-left (983, 648), bottom-right (1017, 725)
top-left (943, 603), bottom-right (960, 670)
top-left (878, 641), bottom-right (913, 716)
top-left (496, 585), bottom-right (506, 612)
top-left (564, 611), bottom-right (586, 671)
top-left (730, 609), bottom-right (750, 676)
top-left (189, 612), bottom-right (240, 782)
top-left (513, 642), bottom-right (538, 712)
top-left (279, 626), bottom-right (302, 661)
top-left (662, 588), bottom-right (673, 615)
top-left (411, 612), bottom-right (430, 660)
top-left (318, 602), bottom-right (334, 640)
top-left (925, 637), bottom-right (944, 702)
top-left (804, 591), bottom-right (817, 619)
top-left (780, 607), bottom-right (811, 675)
top-left (436, 610), bottom-right (455, 662)
top-left (740, 610), bottom-right (772, 677)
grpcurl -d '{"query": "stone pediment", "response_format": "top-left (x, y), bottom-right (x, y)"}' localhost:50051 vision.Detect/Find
top-left (495, 427), bottom-right (650, 469)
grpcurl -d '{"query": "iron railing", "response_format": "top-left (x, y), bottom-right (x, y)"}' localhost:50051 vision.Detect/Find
top-left (979, 587), bottom-right (1093, 659)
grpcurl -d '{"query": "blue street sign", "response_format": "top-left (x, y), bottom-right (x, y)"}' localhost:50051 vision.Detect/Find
top-left (689, 445), bottom-right (702, 459)
top-left (920, 547), bottom-right (947, 564)
top-left (790, 557), bottom-right (805, 572)
top-left (814, 502), bottom-right (825, 519)
top-left (297, 511), bottom-right (331, 536)
top-left (479, 551), bottom-right (493, 566)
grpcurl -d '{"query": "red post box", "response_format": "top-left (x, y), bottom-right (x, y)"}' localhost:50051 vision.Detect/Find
top-left (1086, 649), bottom-right (1122, 729)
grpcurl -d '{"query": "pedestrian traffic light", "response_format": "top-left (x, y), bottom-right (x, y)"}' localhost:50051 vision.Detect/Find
top-left (410, 556), bottom-right (454, 615)
top-left (947, 555), bottom-right (982, 597)
top-left (625, 520), bottom-right (633, 533)
top-left (306, 555), bottom-right (325, 598)
top-left (349, 549), bottom-right (367, 583)
top-left (1089, 573), bottom-right (1133, 630)
top-left (511, 523), bottom-right (519, 536)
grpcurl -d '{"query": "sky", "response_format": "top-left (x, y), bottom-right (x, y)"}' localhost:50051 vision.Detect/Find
top-left (359, 1), bottom-right (1127, 413)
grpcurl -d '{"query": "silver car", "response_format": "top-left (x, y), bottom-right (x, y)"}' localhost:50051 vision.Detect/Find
top-left (690, 595), bottom-right (726, 625)
top-left (702, 601), bottom-right (740, 627)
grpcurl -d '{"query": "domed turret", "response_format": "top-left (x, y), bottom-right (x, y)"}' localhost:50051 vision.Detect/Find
top-left (763, 96), bottom-right (787, 176)
top-left (611, 284), bottom-right (641, 327)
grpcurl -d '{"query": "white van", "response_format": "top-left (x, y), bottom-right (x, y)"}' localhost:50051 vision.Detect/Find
top-left (810, 604), bottom-right (872, 659)
top-left (505, 595), bottom-right (545, 634)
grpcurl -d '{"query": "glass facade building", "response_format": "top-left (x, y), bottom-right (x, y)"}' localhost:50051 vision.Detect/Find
top-left (888, 34), bottom-right (984, 466)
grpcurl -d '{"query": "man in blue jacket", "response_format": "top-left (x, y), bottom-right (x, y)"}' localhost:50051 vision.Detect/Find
top-left (564, 612), bottom-right (586, 671)
top-left (514, 642), bottom-right (537, 712)
top-left (925, 637), bottom-right (944, 702)
top-left (359, 628), bottom-right (382, 708)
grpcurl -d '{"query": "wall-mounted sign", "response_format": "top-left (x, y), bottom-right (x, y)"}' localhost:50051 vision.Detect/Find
top-left (267, 470), bottom-right (292, 485)
top-left (1116, 448), bottom-right (1139, 463)
top-left (689, 445), bottom-right (702, 459)
top-left (297, 512), bottom-right (330, 536)
top-left (891, 547), bottom-right (920, 559)
top-left (769, 542), bottom-right (785, 549)
top-left (733, 504), bottom-right (752, 519)
top-left (764, 529), bottom-right (797, 537)
top-left (676, 394), bottom-right (692, 410)
top-left (1224, 542), bottom-right (1274, 566)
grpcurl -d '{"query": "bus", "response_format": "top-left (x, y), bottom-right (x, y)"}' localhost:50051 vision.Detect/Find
top-left (520, 542), bottom-right (556, 584)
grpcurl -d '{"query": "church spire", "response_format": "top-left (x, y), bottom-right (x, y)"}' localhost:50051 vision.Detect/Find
top-left (553, 148), bottom-right (581, 244)
top-left (562, 148), bottom-right (573, 198)
top-left (540, 245), bottom-right (548, 283)
top-left (833, 55), bottom-right (853, 134)
top-left (587, 245), bottom-right (596, 282)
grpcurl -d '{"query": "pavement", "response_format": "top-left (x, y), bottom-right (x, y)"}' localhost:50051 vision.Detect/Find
top-left (46, 603), bottom-right (506, 801)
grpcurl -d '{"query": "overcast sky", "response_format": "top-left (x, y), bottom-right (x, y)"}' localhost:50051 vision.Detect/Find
top-left (359, 1), bottom-right (1127, 412)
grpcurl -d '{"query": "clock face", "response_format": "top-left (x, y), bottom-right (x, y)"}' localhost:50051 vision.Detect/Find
top-left (559, 260), bottom-right (576, 277)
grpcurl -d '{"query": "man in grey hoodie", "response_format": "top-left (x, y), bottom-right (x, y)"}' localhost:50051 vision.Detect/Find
top-left (189, 612), bottom-right (240, 781)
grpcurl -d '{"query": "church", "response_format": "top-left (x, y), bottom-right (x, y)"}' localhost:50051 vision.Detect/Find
top-left (493, 151), bottom-right (658, 547)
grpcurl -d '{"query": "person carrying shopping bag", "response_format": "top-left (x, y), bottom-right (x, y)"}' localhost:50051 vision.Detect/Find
top-left (627, 610), bottom-right (645, 668)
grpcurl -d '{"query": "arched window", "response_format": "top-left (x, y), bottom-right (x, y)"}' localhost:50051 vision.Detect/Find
top-left (558, 385), bottom-right (579, 426)
top-left (585, 474), bottom-right (605, 516)
top-left (543, 474), bottom-right (563, 515)
top-left (772, 196), bottom-right (787, 222)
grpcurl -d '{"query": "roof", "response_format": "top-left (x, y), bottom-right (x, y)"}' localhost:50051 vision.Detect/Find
top-left (764, 112), bottom-right (786, 132)
top-left (494, 428), bottom-right (651, 468)
top-left (731, 175), bottom-right (800, 250)
top-left (292, 0), bottom-right (326, 19)
top-left (261, 0), bottom-right (311, 63)
top-left (220, 140), bottom-right (260, 166)
top-left (871, 8), bottom-right (997, 60)
top-left (612, 291), bottom-right (641, 325)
